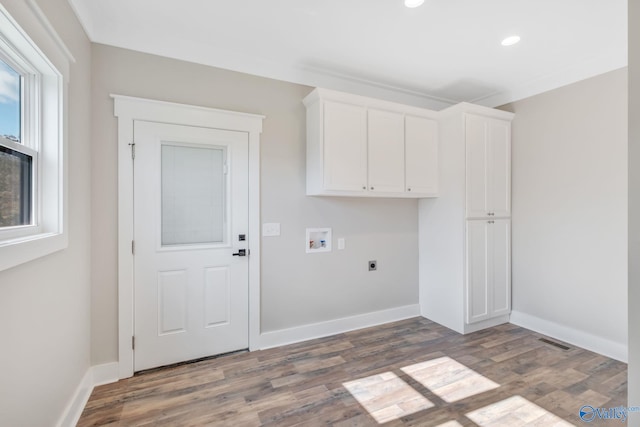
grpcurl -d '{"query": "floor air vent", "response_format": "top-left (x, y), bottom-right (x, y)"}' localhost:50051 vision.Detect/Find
top-left (539, 338), bottom-right (570, 350)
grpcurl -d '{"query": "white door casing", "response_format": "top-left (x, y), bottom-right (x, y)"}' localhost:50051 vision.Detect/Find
top-left (133, 121), bottom-right (248, 371)
top-left (115, 95), bottom-right (263, 379)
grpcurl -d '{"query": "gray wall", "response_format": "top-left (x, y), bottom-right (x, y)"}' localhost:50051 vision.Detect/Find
top-left (629, 0), bottom-right (640, 418)
top-left (501, 68), bottom-right (628, 359)
top-left (0, 0), bottom-right (92, 425)
top-left (91, 44), bottom-right (419, 364)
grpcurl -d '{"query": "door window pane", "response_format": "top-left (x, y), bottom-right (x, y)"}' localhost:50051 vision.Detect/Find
top-left (0, 59), bottom-right (21, 142)
top-left (161, 144), bottom-right (226, 246)
top-left (0, 145), bottom-right (32, 227)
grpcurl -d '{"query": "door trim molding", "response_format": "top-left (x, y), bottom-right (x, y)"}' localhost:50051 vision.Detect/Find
top-left (113, 95), bottom-right (264, 379)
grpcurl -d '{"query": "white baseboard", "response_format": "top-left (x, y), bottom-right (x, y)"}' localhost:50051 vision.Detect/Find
top-left (56, 369), bottom-right (93, 427)
top-left (509, 310), bottom-right (628, 362)
top-left (57, 362), bottom-right (119, 427)
top-left (259, 304), bottom-right (420, 350)
top-left (91, 362), bottom-right (120, 387)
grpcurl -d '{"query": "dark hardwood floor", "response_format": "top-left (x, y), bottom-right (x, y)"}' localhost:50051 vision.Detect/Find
top-left (78, 318), bottom-right (627, 426)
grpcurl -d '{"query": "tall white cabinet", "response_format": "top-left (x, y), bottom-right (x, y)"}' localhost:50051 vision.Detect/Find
top-left (419, 103), bottom-right (514, 334)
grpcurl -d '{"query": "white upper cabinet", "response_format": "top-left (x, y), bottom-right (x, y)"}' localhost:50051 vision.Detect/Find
top-left (304, 88), bottom-right (438, 198)
top-left (406, 115), bottom-right (438, 195)
top-left (465, 114), bottom-right (511, 218)
top-left (323, 101), bottom-right (368, 192)
top-left (368, 109), bottom-right (405, 193)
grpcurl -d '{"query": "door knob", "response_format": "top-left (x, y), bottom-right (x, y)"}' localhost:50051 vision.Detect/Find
top-left (232, 249), bottom-right (247, 257)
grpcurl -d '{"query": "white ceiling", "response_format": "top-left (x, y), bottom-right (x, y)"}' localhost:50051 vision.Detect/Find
top-left (67, 0), bottom-right (627, 110)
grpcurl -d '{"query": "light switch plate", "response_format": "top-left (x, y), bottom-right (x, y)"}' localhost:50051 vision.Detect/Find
top-left (338, 238), bottom-right (345, 250)
top-left (262, 223), bottom-right (281, 237)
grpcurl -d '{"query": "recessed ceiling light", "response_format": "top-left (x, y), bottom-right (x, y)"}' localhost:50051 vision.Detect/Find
top-left (405, 0), bottom-right (425, 8)
top-left (501, 35), bottom-right (521, 46)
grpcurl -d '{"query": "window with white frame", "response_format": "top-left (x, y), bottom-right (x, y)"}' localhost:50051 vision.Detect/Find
top-left (0, 4), bottom-right (66, 272)
top-left (1, 57), bottom-right (35, 230)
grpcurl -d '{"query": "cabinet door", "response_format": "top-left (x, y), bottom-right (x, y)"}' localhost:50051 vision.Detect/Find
top-left (367, 109), bottom-right (405, 193)
top-left (487, 120), bottom-right (511, 217)
top-left (466, 115), bottom-right (511, 218)
top-left (405, 116), bottom-right (438, 195)
top-left (323, 101), bottom-right (367, 192)
top-left (491, 219), bottom-right (511, 317)
top-left (466, 115), bottom-right (489, 218)
top-left (466, 219), bottom-right (511, 324)
top-left (466, 220), bottom-right (490, 323)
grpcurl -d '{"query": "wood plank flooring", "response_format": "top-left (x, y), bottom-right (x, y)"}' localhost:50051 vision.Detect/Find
top-left (78, 318), bottom-right (627, 426)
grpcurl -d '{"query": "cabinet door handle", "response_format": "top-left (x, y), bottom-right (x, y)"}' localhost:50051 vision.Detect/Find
top-left (370, 187), bottom-right (374, 190)
top-left (362, 186), bottom-right (366, 190)
top-left (407, 188), bottom-right (412, 192)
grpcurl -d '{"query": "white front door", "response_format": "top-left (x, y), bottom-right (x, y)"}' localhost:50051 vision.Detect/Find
top-left (133, 120), bottom-right (249, 372)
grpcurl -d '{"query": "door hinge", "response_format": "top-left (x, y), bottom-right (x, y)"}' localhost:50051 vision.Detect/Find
top-left (132, 336), bottom-right (135, 350)
top-left (129, 142), bottom-right (136, 159)
top-left (132, 240), bottom-right (135, 255)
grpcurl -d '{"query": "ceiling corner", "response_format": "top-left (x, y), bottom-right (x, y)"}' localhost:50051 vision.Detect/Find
top-left (67, 0), bottom-right (96, 41)
top-left (473, 47), bottom-right (628, 108)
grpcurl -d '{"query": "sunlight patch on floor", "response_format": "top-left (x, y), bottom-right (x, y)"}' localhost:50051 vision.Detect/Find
top-left (342, 371), bottom-right (434, 423)
top-left (401, 356), bottom-right (500, 403)
top-left (343, 357), bottom-right (572, 425)
top-left (466, 395), bottom-right (575, 426)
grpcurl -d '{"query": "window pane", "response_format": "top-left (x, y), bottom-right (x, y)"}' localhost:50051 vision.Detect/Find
top-left (0, 145), bottom-right (32, 227)
top-left (161, 144), bottom-right (226, 246)
top-left (0, 59), bottom-right (21, 142)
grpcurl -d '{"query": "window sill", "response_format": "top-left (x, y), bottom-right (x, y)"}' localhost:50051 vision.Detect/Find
top-left (0, 230), bottom-right (68, 272)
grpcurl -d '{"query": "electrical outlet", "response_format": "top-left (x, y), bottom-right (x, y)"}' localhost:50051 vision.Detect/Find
top-left (369, 260), bottom-right (377, 271)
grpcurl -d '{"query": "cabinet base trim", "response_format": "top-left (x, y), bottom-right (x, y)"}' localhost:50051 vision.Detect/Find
top-left (509, 310), bottom-right (627, 362)
top-left (419, 313), bottom-right (510, 335)
top-left (463, 315), bottom-right (510, 334)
